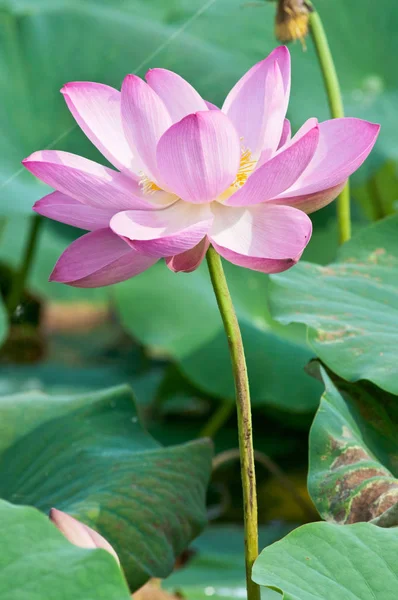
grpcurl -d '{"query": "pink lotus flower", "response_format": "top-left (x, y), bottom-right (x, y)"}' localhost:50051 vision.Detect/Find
top-left (23, 47), bottom-right (379, 287)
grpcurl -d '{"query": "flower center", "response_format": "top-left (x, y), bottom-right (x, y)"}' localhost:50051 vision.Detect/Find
top-left (139, 173), bottom-right (161, 195)
top-left (217, 145), bottom-right (256, 203)
top-left (233, 146), bottom-right (256, 189)
top-left (139, 144), bottom-right (256, 204)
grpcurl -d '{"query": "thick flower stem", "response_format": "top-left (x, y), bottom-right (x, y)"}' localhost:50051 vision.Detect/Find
top-left (308, 6), bottom-right (351, 244)
top-left (206, 246), bottom-right (260, 600)
top-left (7, 215), bottom-right (43, 316)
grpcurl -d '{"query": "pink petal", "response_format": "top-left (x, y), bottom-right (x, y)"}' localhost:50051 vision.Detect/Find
top-left (225, 124), bottom-right (319, 206)
top-left (110, 201), bottom-right (213, 257)
top-left (289, 118), bottom-right (319, 145)
top-left (211, 243), bottom-right (299, 274)
top-left (222, 46), bottom-right (291, 158)
top-left (61, 82), bottom-right (141, 176)
top-left (205, 100), bottom-right (219, 110)
top-left (121, 74), bottom-right (172, 181)
top-left (50, 509), bottom-right (120, 564)
top-left (146, 68), bottom-right (208, 123)
top-left (276, 181), bottom-right (346, 214)
top-left (210, 203), bottom-right (312, 273)
top-left (50, 228), bottom-right (156, 287)
top-left (34, 192), bottom-right (115, 230)
top-left (156, 111), bottom-right (240, 204)
top-left (278, 118), bottom-right (292, 150)
top-left (278, 118), bottom-right (380, 199)
top-left (257, 117), bottom-right (317, 169)
top-left (23, 150), bottom-right (154, 211)
top-left (166, 237), bottom-right (210, 273)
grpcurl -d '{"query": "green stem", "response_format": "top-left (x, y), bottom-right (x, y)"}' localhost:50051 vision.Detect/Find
top-left (206, 246), bottom-right (260, 600)
top-left (7, 215), bottom-right (43, 316)
top-left (367, 176), bottom-right (387, 221)
top-left (309, 6), bottom-right (351, 244)
top-left (199, 399), bottom-right (234, 439)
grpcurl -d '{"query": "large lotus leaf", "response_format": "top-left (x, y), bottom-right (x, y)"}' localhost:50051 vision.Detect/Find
top-left (0, 297), bottom-right (7, 347)
top-left (268, 215), bottom-right (398, 395)
top-left (253, 521), bottom-right (398, 600)
top-left (0, 385), bottom-right (212, 591)
top-left (0, 360), bottom-right (164, 401)
top-left (1, 0), bottom-right (395, 215)
top-left (164, 524), bottom-right (291, 599)
top-left (115, 260), bottom-right (322, 412)
top-left (308, 365), bottom-right (398, 526)
top-left (0, 499), bottom-right (131, 600)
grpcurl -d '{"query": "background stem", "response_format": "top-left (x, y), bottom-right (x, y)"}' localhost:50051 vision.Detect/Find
top-left (213, 449), bottom-right (315, 521)
top-left (309, 6), bottom-right (351, 244)
top-left (206, 246), bottom-right (260, 600)
top-left (199, 399), bottom-right (234, 439)
top-left (7, 215), bottom-right (42, 316)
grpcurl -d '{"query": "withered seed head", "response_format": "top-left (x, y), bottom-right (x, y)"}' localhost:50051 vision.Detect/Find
top-left (274, 0), bottom-right (313, 46)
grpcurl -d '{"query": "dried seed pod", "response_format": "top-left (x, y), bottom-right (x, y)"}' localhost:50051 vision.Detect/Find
top-left (275, 0), bottom-right (313, 45)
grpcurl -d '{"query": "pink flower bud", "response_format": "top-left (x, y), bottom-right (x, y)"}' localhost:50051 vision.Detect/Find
top-left (49, 508), bottom-right (120, 565)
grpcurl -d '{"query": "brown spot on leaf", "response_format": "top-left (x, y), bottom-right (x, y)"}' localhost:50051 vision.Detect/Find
top-left (319, 267), bottom-right (338, 277)
top-left (376, 488), bottom-right (398, 515)
top-left (368, 248), bottom-right (386, 265)
top-left (342, 467), bottom-right (390, 491)
top-left (331, 446), bottom-right (371, 470)
top-left (351, 348), bottom-right (365, 357)
top-left (316, 328), bottom-right (359, 343)
top-left (347, 480), bottom-right (398, 523)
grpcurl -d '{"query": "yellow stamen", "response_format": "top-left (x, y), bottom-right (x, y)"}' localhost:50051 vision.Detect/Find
top-left (217, 144), bottom-right (257, 203)
top-left (234, 146), bottom-right (256, 189)
top-left (139, 172), bottom-right (161, 195)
